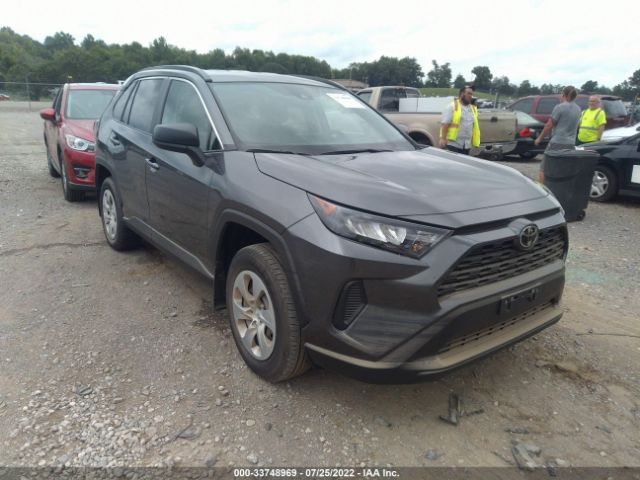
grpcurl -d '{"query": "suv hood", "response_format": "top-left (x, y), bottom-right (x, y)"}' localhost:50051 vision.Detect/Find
top-left (255, 148), bottom-right (551, 226)
top-left (64, 119), bottom-right (97, 142)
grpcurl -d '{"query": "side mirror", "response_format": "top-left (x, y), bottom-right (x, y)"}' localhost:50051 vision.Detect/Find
top-left (152, 123), bottom-right (204, 167)
top-left (39, 108), bottom-right (56, 122)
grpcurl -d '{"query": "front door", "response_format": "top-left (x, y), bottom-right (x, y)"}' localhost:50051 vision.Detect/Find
top-left (145, 79), bottom-right (220, 261)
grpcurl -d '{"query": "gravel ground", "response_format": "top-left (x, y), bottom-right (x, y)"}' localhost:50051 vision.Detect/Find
top-left (1, 102), bottom-right (639, 472)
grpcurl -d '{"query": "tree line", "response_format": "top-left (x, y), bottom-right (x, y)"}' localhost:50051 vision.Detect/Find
top-left (1, 27), bottom-right (638, 101)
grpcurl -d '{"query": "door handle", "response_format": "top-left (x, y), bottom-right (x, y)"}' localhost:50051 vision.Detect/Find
top-left (109, 133), bottom-right (121, 146)
top-left (145, 157), bottom-right (159, 170)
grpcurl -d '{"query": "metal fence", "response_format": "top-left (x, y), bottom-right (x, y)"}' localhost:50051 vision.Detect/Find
top-left (0, 81), bottom-right (63, 105)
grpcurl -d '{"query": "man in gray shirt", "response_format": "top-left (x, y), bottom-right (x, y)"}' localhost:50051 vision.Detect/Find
top-left (535, 86), bottom-right (581, 151)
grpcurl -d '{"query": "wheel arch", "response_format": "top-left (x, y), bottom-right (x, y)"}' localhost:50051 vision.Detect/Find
top-left (211, 211), bottom-right (307, 324)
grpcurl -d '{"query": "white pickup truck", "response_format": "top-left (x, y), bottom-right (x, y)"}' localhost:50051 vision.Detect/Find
top-left (356, 86), bottom-right (517, 158)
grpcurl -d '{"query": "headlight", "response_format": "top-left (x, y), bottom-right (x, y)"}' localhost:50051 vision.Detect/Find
top-left (308, 194), bottom-right (450, 258)
top-left (65, 134), bottom-right (95, 152)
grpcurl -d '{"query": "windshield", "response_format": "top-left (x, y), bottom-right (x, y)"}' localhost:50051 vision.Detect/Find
top-left (66, 89), bottom-right (117, 120)
top-left (210, 82), bottom-right (414, 154)
top-left (515, 110), bottom-right (540, 125)
top-left (602, 99), bottom-right (627, 117)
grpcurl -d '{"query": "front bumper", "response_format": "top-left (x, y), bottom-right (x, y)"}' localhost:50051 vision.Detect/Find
top-left (62, 146), bottom-right (97, 188)
top-left (285, 209), bottom-right (566, 382)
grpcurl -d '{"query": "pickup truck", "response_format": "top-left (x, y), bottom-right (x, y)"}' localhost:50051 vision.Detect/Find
top-left (356, 86), bottom-right (517, 158)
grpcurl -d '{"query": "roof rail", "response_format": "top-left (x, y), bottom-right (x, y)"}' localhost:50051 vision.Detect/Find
top-left (142, 65), bottom-right (210, 81)
top-left (291, 75), bottom-right (348, 91)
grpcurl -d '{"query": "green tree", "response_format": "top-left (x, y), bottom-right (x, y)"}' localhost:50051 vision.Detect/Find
top-left (581, 80), bottom-right (598, 93)
top-left (453, 74), bottom-right (466, 89)
top-left (425, 60), bottom-right (452, 88)
top-left (471, 66), bottom-right (492, 91)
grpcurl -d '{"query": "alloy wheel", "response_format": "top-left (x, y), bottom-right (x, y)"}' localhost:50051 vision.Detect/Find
top-left (231, 270), bottom-right (276, 361)
top-left (590, 170), bottom-right (609, 199)
top-left (102, 189), bottom-right (118, 241)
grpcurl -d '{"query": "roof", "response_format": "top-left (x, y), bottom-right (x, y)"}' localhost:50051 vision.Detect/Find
top-left (68, 83), bottom-right (119, 90)
top-left (138, 65), bottom-right (335, 88)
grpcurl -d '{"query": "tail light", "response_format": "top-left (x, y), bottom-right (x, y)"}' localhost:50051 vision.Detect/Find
top-left (519, 127), bottom-right (533, 138)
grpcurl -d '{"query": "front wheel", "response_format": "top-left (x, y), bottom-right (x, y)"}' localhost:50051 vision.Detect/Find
top-left (226, 244), bottom-right (310, 382)
top-left (590, 165), bottom-right (617, 202)
top-left (61, 158), bottom-right (83, 202)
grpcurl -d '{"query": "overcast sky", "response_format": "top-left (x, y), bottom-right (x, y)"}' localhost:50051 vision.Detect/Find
top-left (3, 0), bottom-right (638, 87)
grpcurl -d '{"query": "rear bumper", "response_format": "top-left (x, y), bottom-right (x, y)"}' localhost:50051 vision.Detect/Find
top-left (475, 141), bottom-right (517, 157)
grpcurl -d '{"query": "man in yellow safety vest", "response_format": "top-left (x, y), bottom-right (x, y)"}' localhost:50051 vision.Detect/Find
top-left (440, 86), bottom-right (481, 155)
top-left (577, 96), bottom-right (607, 144)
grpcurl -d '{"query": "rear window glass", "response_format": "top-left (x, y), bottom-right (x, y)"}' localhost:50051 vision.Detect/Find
top-left (536, 98), bottom-right (559, 114)
top-left (602, 99), bottom-right (627, 117)
top-left (128, 79), bottom-right (164, 132)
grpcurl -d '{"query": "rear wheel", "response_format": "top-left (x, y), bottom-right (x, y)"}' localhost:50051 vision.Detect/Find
top-left (226, 244), bottom-right (310, 382)
top-left (590, 165), bottom-right (617, 202)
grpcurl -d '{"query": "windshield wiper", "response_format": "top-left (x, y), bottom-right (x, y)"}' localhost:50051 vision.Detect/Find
top-left (246, 148), bottom-right (310, 156)
top-left (318, 148), bottom-right (393, 155)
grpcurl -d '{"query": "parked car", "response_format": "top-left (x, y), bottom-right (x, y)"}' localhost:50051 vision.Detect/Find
top-left (95, 66), bottom-right (568, 383)
top-left (0, 92), bottom-right (10, 101)
top-left (509, 111), bottom-right (549, 159)
top-left (356, 86), bottom-right (517, 158)
top-left (39, 83), bottom-right (118, 201)
top-left (602, 122), bottom-right (640, 142)
top-left (508, 94), bottom-right (629, 130)
top-left (580, 133), bottom-right (640, 202)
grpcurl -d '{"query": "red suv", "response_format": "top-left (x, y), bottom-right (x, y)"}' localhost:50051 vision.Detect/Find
top-left (508, 94), bottom-right (629, 130)
top-left (40, 83), bottom-right (118, 201)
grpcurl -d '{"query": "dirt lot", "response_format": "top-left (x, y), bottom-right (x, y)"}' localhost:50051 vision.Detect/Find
top-left (1, 102), bottom-right (639, 471)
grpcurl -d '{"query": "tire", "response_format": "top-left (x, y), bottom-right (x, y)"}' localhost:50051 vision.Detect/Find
top-left (99, 177), bottom-right (140, 251)
top-left (519, 151), bottom-right (537, 160)
top-left (226, 244), bottom-right (310, 382)
top-left (590, 164), bottom-right (617, 202)
top-left (60, 157), bottom-right (83, 202)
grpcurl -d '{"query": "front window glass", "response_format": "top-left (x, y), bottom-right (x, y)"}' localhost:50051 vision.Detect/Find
top-left (162, 80), bottom-right (220, 151)
top-left (211, 82), bottom-right (413, 154)
top-left (65, 89), bottom-right (117, 119)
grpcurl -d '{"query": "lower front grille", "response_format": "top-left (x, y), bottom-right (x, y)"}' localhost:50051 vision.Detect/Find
top-left (437, 301), bottom-right (554, 355)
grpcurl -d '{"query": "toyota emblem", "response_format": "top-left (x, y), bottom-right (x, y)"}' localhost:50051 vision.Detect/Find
top-left (518, 224), bottom-right (539, 250)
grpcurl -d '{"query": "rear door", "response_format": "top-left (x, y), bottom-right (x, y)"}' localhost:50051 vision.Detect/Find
top-left (533, 97), bottom-right (559, 124)
top-left (145, 78), bottom-right (221, 261)
top-left (113, 77), bottom-right (166, 224)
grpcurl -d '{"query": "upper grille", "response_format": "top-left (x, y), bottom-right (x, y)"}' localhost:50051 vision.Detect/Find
top-left (437, 226), bottom-right (566, 298)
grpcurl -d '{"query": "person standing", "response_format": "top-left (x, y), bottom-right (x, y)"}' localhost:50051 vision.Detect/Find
top-left (534, 86), bottom-right (581, 152)
top-left (440, 86), bottom-right (480, 155)
top-left (577, 96), bottom-right (607, 144)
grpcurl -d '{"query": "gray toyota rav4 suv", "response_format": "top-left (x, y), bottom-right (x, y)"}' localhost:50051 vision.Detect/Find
top-left (95, 66), bottom-right (567, 382)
